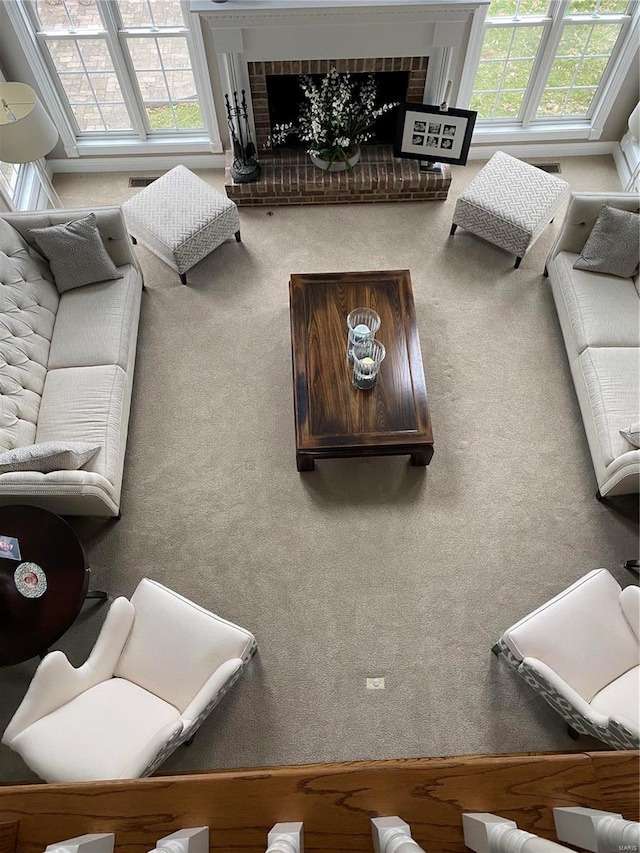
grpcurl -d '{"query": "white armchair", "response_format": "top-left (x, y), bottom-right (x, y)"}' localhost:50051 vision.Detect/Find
top-left (492, 569), bottom-right (639, 750)
top-left (2, 578), bottom-right (257, 782)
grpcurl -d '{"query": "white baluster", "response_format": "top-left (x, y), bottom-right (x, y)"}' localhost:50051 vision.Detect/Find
top-left (554, 807), bottom-right (640, 853)
top-left (266, 822), bottom-right (304, 853)
top-left (148, 827), bottom-right (208, 853)
top-left (371, 817), bottom-right (426, 853)
top-left (45, 835), bottom-right (114, 853)
top-left (464, 813), bottom-right (573, 853)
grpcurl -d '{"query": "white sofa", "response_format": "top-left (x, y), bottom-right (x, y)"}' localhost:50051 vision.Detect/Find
top-left (0, 207), bottom-right (144, 516)
top-left (545, 192), bottom-right (640, 497)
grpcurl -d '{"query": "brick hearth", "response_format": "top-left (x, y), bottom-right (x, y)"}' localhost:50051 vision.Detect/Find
top-left (225, 146), bottom-right (452, 206)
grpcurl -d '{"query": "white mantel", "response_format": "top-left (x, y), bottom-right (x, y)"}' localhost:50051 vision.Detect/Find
top-left (190, 0), bottom-right (489, 141)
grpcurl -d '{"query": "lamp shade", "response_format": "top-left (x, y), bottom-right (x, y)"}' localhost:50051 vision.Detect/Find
top-left (0, 82), bottom-right (59, 164)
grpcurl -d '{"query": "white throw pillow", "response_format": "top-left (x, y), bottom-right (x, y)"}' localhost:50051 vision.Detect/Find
top-left (0, 441), bottom-right (100, 474)
top-left (620, 423), bottom-right (640, 448)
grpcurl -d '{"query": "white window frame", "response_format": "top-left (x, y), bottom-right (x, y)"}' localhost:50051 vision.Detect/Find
top-left (4, 0), bottom-right (222, 157)
top-left (460, 0), bottom-right (640, 143)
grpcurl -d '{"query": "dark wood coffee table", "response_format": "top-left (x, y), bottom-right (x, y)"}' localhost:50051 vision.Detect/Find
top-left (289, 269), bottom-right (434, 471)
top-left (0, 505), bottom-right (107, 666)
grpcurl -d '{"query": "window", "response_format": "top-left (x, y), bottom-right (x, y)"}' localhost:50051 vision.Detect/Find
top-left (25, 0), bottom-right (207, 139)
top-left (0, 161), bottom-right (23, 209)
top-left (471, 0), bottom-right (636, 128)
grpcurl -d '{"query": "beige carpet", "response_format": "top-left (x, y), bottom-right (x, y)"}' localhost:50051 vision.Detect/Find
top-left (0, 155), bottom-right (637, 783)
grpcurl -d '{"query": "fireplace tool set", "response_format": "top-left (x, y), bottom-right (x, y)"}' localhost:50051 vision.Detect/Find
top-left (225, 90), bottom-right (261, 183)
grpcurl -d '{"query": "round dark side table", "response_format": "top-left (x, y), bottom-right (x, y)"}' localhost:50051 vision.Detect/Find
top-left (0, 505), bottom-right (107, 666)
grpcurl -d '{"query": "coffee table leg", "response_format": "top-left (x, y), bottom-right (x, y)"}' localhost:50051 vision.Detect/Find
top-left (410, 449), bottom-right (433, 466)
top-left (296, 453), bottom-right (315, 472)
top-left (86, 590), bottom-right (108, 600)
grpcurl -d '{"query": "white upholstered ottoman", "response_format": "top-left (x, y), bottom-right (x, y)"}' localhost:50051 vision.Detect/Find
top-left (450, 151), bottom-right (569, 268)
top-left (122, 165), bottom-right (240, 285)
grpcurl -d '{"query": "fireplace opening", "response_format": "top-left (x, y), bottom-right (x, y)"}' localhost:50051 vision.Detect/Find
top-left (266, 70), bottom-right (410, 147)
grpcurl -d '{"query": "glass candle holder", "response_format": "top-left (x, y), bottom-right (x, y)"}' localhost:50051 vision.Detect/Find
top-left (346, 308), bottom-right (381, 363)
top-left (352, 339), bottom-right (386, 390)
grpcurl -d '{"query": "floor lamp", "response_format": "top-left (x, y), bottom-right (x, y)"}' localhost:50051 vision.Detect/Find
top-left (0, 81), bottom-right (61, 207)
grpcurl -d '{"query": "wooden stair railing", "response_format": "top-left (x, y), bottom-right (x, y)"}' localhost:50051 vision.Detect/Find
top-left (0, 751), bottom-right (637, 853)
top-left (0, 822), bottom-right (18, 853)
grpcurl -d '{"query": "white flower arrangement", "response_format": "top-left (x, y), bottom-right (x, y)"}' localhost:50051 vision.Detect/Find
top-left (268, 68), bottom-right (399, 171)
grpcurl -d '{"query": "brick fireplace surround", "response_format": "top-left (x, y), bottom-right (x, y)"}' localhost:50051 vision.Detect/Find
top-left (224, 56), bottom-right (452, 206)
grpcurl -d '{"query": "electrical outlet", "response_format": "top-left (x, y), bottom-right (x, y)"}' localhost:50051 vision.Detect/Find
top-left (366, 677), bottom-right (385, 689)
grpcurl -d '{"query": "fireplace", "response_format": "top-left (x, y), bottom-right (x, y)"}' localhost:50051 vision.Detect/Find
top-left (192, 0), bottom-right (491, 205)
top-left (266, 70), bottom-right (409, 147)
top-left (249, 57), bottom-right (429, 150)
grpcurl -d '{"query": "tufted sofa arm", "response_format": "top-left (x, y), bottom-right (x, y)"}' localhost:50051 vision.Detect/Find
top-left (545, 192), bottom-right (640, 265)
top-left (3, 206), bottom-right (142, 276)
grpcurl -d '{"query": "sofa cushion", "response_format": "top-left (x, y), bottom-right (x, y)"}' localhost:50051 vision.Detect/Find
top-left (577, 347), bottom-right (640, 466)
top-left (551, 252), bottom-right (640, 353)
top-left (0, 219), bottom-right (59, 454)
top-left (0, 440), bottom-right (99, 474)
top-left (10, 677), bottom-right (180, 783)
top-left (35, 364), bottom-right (126, 484)
top-left (590, 666), bottom-right (640, 726)
top-left (29, 213), bottom-right (124, 293)
top-left (574, 205), bottom-right (640, 279)
top-left (48, 264), bottom-right (140, 370)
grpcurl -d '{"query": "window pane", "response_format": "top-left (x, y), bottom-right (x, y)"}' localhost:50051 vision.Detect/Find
top-left (567, 0), bottom-right (629, 13)
top-left (72, 104), bottom-right (104, 131)
top-left (487, 0), bottom-right (550, 16)
top-left (0, 162), bottom-right (21, 197)
top-left (474, 62), bottom-right (503, 89)
top-left (146, 102), bottom-right (202, 130)
top-left (78, 39), bottom-right (114, 71)
top-left (481, 27), bottom-right (515, 58)
top-left (147, 0), bottom-right (185, 28)
top-left (158, 37), bottom-right (193, 69)
top-left (135, 71), bottom-right (169, 102)
top-left (495, 90), bottom-right (526, 116)
top-left (564, 88), bottom-right (598, 112)
top-left (126, 37), bottom-right (162, 69)
top-left (164, 69), bottom-right (198, 98)
top-left (573, 55), bottom-right (609, 84)
top-left (537, 22), bottom-right (622, 116)
top-left (125, 35), bottom-right (203, 131)
top-left (471, 24), bottom-right (544, 119)
top-left (99, 103), bottom-right (132, 130)
top-left (34, 0), bottom-right (102, 30)
top-left (546, 57), bottom-right (580, 86)
top-left (118, 0), bottom-right (184, 28)
top-left (46, 38), bottom-right (132, 131)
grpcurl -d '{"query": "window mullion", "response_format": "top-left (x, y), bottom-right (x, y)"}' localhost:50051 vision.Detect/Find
top-left (521, 1), bottom-right (570, 125)
top-left (97, 0), bottom-right (148, 139)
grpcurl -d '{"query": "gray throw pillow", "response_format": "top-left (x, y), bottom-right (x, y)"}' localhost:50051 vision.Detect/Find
top-left (0, 441), bottom-right (100, 474)
top-left (573, 205), bottom-right (640, 278)
top-left (29, 213), bottom-right (124, 293)
top-left (620, 422), bottom-right (640, 448)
